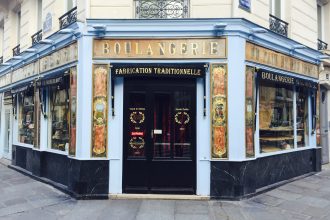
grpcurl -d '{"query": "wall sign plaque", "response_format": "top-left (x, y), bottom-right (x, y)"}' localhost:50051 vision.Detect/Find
top-left (257, 69), bottom-right (318, 89)
top-left (39, 42), bottom-right (78, 73)
top-left (111, 63), bottom-right (206, 78)
top-left (12, 61), bottom-right (39, 84)
top-left (246, 42), bottom-right (318, 79)
top-left (94, 38), bottom-right (227, 59)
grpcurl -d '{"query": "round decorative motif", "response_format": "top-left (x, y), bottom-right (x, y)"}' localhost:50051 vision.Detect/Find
top-left (175, 111), bottom-right (190, 125)
top-left (130, 111), bottom-right (145, 124)
top-left (129, 137), bottom-right (145, 149)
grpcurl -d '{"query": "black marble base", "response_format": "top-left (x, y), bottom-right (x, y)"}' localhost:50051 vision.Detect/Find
top-left (211, 148), bottom-right (321, 199)
top-left (12, 145), bottom-right (109, 199)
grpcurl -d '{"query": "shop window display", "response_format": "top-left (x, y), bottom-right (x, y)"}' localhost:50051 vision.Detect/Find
top-left (259, 81), bottom-right (294, 153)
top-left (18, 88), bottom-right (35, 145)
top-left (296, 87), bottom-right (309, 147)
top-left (49, 78), bottom-right (70, 151)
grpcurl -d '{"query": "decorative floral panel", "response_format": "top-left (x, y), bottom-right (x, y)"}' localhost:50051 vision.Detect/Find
top-left (92, 64), bottom-right (108, 158)
top-left (69, 67), bottom-right (77, 156)
top-left (211, 64), bottom-right (227, 159)
top-left (245, 66), bottom-right (255, 157)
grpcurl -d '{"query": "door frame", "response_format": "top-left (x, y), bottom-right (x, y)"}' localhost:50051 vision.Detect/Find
top-left (2, 104), bottom-right (13, 160)
top-left (122, 78), bottom-right (197, 194)
top-left (107, 62), bottom-right (211, 196)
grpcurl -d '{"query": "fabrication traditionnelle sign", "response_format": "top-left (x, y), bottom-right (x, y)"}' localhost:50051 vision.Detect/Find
top-left (111, 63), bottom-right (206, 78)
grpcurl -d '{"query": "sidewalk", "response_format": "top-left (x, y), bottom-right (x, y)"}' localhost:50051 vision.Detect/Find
top-left (1, 163), bottom-right (330, 220)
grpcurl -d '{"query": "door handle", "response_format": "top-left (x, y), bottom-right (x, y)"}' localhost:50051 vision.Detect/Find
top-left (151, 130), bottom-right (153, 139)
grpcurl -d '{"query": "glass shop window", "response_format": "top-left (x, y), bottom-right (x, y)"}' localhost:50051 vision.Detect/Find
top-left (296, 87), bottom-right (309, 147)
top-left (18, 89), bottom-right (35, 145)
top-left (259, 81), bottom-right (294, 153)
top-left (49, 79), bottom-right (70, 151)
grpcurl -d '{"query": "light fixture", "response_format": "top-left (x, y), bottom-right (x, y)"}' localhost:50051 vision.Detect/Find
top-left (250, 27), bottom-right (267, 34)
top-left (318, 55), bottom-right (330, 60)
top-left (289, 44), bottom-right (307, 55)
top-left (58, 28), bottom-right (75, 34)
top-left (292, 44), bottom-right (306, 50)
top-left (214, 23), bottom-right (227, 30)
top-left (12, 56), bottom-right (23, 60)
top-left (39, 39), bottom-right (54, 45)
top-left (93, 25), bottom-right (106, 36)
top-left (25, 48), bottom-right (37, 53)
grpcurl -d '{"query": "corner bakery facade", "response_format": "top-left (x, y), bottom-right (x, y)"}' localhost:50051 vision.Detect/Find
top-left (0, 19), bottom-right (323, 199)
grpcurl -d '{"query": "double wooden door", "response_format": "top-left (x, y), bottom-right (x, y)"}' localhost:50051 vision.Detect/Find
top-left (123, 78), bottom-right (196, 194)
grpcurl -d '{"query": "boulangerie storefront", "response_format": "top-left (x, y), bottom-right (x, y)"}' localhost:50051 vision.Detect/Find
top-left (0, 19), bottom-right (324, 199)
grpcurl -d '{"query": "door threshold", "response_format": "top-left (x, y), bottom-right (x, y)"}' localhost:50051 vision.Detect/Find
top-left (109, 194), bottom-right (210, 201)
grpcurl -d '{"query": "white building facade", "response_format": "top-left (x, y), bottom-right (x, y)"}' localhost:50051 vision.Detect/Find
top-left (0, 0), bottom-right (326, 199)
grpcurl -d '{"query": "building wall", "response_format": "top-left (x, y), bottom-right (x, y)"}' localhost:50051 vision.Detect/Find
top-left (290, 0), bottom-right (318, 49)
top-left (233, 0), bottom-right (269, 28)
top-left (3, 7), bottom-right (17, 62)
top-left (42, 0), bottom-right (66, 39)
top-left (0, 0), bottom-right (323, 62)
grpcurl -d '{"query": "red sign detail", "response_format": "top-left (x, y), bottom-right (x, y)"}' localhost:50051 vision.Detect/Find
top-left (131, 132), bottom-right (144, 136)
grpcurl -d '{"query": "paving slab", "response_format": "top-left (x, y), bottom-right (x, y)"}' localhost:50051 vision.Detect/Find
top-left (1, 163), bottom-right (330, 219)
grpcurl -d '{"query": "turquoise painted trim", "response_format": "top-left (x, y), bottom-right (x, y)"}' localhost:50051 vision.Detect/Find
top-left (0, 22), bottom-right (82, 76)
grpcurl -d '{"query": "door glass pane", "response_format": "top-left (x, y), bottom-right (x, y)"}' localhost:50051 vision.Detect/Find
top-left (128, 92), bottom-right (146, 157)
top-left (174, 91), bottom-right (192, 158)
top-left (153, 93), bottom-right (171, 158)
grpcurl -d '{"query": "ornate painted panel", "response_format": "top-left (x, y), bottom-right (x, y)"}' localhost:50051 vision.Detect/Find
top-left (211, 64), bottom-right (228, 159)
top-left (69, 67), bottom-right (77, 156)
top-left (91, 64), bottom-right (108, 158)
top-left (245, 66), bottom-right (255, 157)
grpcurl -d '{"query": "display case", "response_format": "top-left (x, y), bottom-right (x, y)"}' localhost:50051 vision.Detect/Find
top-left (18, 90), bottom-right (35, 145)
top-left (49, 83), bottom-right (70, 151)
top-left (259, 83), bottom-right (294, 153)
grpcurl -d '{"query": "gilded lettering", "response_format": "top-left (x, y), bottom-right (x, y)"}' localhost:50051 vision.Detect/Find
top-left (181, 43), bottom-right (187, 55)
top-left (103, 43), bottom-right (110, 54)
top-left (169, 43), bottom-right (176, 55)
top-left (114, 42), bottom-right (121, 55)
top-left (158, 42), bottom-right (166, 55)
top-left (210, 42), bottom-right (218, 55)
top-left (191, 43), bottom-right (198, 56)
top-left (146, 44), bottom-right (153, 55)
top-left (125, 42), bottom-right (131, 54)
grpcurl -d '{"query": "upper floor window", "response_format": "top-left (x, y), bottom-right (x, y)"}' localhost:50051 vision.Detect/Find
top-left (135, 0), bottom-right (189, 19)
top-left (17, 10), bottom-right (21, 45)
top-left (269, 0), bottom-right (288, 37)
top-left (269, 0), bottom-right (281, 18)
top-left (317, 3), bottom-right (328, 50)
top-left (317, 4), bottom-right (323, 40)
top-left (67, 0), bottom-right (77, 11)
top-left (37, 0), bottom-right (43, 30)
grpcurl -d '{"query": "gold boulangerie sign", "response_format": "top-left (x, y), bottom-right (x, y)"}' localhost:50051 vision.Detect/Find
top-left (91, 64), bottom-right (108, 158)
top-left (246, 42), bottom-right (318, 78)
top-left (93, 38), bottom-right (227, 59)
top-left (211, 64), bottom-right (228, 159)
